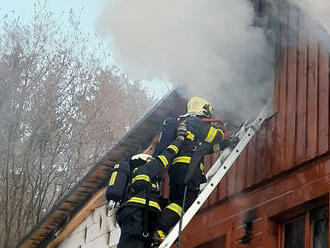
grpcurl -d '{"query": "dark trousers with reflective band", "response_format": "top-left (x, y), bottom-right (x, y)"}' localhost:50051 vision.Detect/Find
top-left (117, 206), bottom-right (157, 248)
top-left (156, 161), bottom-right (201, 234)
top-left (156, 188), bottom-right (198, 234)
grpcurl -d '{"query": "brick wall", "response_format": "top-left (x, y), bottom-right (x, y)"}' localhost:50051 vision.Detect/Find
top-left (58, 204), bottom-right (120, 248)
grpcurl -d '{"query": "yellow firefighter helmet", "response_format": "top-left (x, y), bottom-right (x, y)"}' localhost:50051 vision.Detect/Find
top-left (187, 96), bottom-right (214, 117)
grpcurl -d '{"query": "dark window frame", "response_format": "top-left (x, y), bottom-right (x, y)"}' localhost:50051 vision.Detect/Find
top-left (282, 215), bottom-right (306, 248)
top-left (279, 205), bottom-right (329, 248)
top-left (310, 206), bottom-right (329, 248)
top-left (268, 195), bottom-right (329, 248)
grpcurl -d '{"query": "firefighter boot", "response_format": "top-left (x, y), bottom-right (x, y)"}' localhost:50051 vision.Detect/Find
top-left (151, 229), bottom-right (166, 248)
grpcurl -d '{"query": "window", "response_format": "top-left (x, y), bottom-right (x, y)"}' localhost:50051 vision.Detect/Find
top-left (311, 207), bottom-right (328, 248)
top-left (281, 206), bottom-right (328, 248)
top-left (283, 216), bottom-right (305, 248)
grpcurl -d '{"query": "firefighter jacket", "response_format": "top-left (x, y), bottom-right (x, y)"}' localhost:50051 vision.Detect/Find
top-left (183, 115), bottom-right (227, 151)
top-left (168, 115), bottom-right (228, 191)
top-left (121, 138), bottom-right (184, 213)
top-left (168, 139), bottom-right (207, 194)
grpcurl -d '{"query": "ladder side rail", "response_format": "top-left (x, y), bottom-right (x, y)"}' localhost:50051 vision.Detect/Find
top-left (159, 101), bottom-right (272, 248)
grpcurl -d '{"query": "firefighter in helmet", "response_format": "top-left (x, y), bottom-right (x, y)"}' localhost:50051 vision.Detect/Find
top-left (151, 96), bottom-right (231, 247)
top-left (106, 121), bottom-right (189, 248)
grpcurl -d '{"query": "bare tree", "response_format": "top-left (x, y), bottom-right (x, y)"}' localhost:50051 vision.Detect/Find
top-left (0, 5), bottom-right (153, 248)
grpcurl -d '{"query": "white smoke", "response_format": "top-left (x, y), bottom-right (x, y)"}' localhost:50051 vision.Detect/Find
top-left (290, 0), bottom-right (330, 33)
top-left (288, 0), bottom-right (330, 51)
top-left (96, 0), bottom-right (274, 123)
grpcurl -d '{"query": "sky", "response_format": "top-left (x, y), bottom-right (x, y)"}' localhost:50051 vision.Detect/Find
top-left (0, 0), bottom-right (106, 34)
top-left (0, 0), bottom-right (170, 98)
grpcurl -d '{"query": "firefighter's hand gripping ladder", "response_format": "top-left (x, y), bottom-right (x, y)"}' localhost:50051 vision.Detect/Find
top-left (159, 101), bottom-right (272, 248)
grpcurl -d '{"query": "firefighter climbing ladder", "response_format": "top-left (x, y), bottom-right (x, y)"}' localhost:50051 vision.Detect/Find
top-left (159, 101), bottom-right (273, 248)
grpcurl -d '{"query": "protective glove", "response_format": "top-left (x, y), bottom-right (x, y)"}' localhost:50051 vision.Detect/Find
top-left (219, 136), bottom-right (240, 149)
top-left (229, 136), bottom-right (240, 148)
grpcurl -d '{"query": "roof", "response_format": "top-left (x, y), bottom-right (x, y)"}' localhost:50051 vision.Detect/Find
top-left (15, 89), bottom-right (186, 248)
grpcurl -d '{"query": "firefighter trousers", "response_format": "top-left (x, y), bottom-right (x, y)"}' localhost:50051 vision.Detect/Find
top-left (155, 186), bottom-right (199, 234)
top-left (117, 206), bottom-right (157, 248)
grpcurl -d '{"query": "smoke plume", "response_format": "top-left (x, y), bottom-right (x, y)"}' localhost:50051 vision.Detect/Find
top-left (288, 0), bottom-right (330, 51)
top-left (96, 0), bottom-right (274, 123)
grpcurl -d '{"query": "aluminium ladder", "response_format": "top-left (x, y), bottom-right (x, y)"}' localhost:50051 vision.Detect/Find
top-left (159, 101), bottom-right (273, 248)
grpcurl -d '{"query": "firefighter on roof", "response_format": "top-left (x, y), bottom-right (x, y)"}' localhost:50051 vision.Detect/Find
top-left (151, 96), bottom-right (232, 247)
top-left (105, 121), bottom-right (189, 248)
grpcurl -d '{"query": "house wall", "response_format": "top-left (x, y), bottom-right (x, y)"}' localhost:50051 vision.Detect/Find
top-left (57, 203), bottom-right (120, 248)
top-left (182, 155), bottom-right (330, 247)
top-left (57, 1), bottom-right (329, 247)
top-left (181, 0), bottom-right (330, 246)
top-left (198, 1), bottom-right (329, 210)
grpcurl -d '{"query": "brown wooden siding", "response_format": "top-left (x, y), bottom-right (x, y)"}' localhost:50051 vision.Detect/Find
top-left (182, 155), bottom-right (330, 247)
top-left (199, 2), bottom-right (329, 211)
top-left (182, 1), bottom-right (330, 247)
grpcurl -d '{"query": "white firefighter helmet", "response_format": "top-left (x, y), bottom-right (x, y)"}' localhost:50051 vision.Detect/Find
top-left (187, 96), bottom-right (214, 118)
top-left (130, 153), bottom-right (153, 163)
top-left (129, 153), bottom-right (153, 170)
